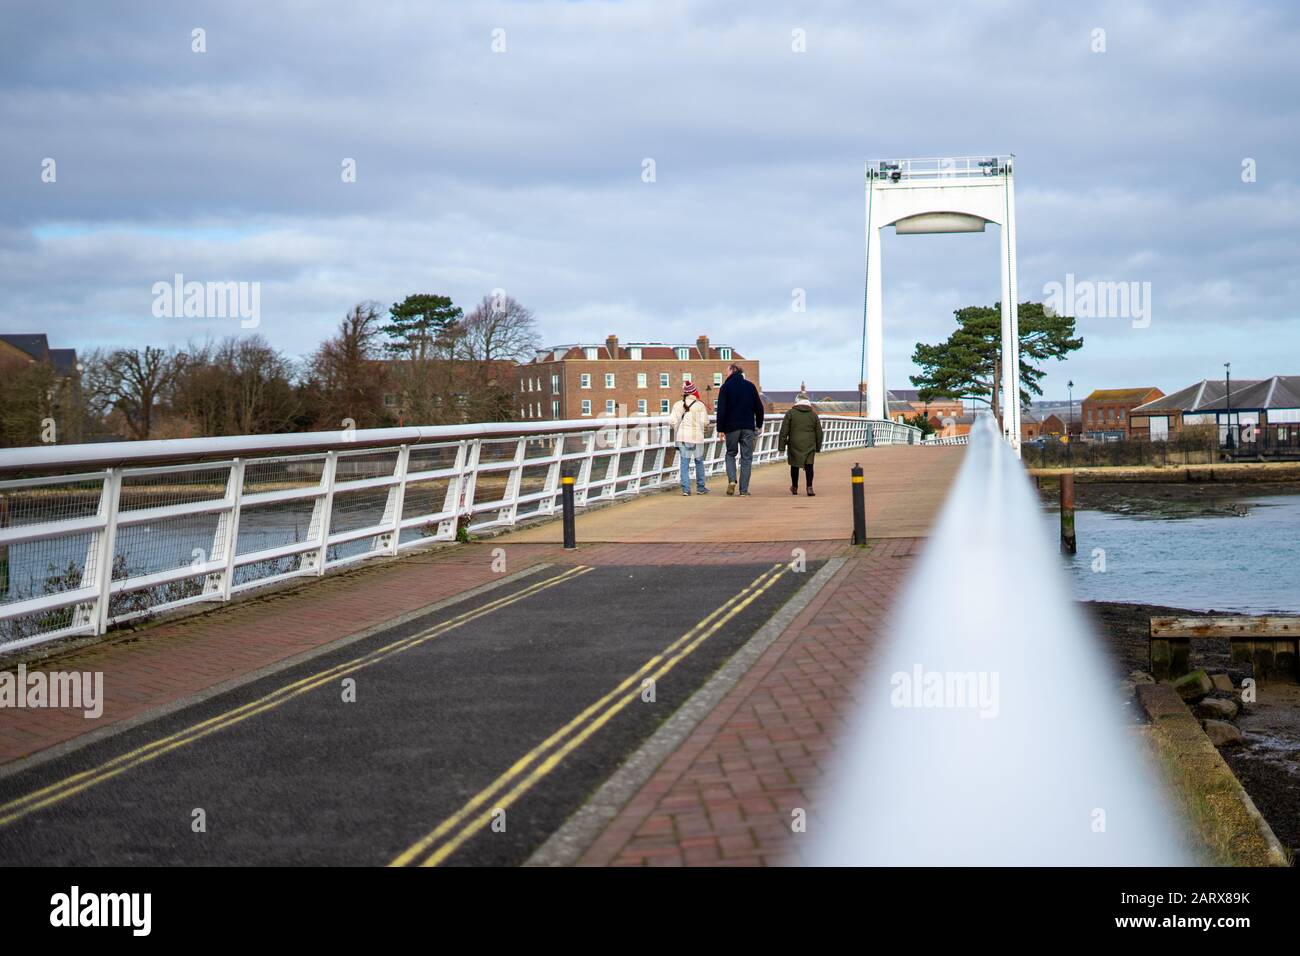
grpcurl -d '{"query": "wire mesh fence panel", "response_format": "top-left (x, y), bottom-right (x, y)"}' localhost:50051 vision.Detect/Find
top-left (243, 454), bottom-right (328, 494)
top-left (118, 464), bottom-right (230, 513)
top-left (109, 569), bottom-right (208, 624)
top-left (233, 554), bottom-right (307, 590)
top-left (334, 449), bottom-right (401, 482)
top-left (407, 443), bottom-right (461, 476)
top-left (234, 498), bottom-right (319, 564)
top-left (477, 438), bottom-right (521, 464)
top-left (112, 511), bottom-right (223, 583)
top-left (0, 475), bottom-right (104, 528)
top-left (401, 478), bottom-right (455, 523)
top-left (516, 464), bottom-right (554, 501)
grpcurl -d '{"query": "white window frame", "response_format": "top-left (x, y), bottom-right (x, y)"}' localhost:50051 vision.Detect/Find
top-left (580, 373), bottom-right (591, 389)
top-left (675, 347), bottom-right (690, 361)
top-left (637, 399), bottom-right (647, 414)
top-left (719, 347), bottom-right (732, 361)
top-left (551, 374), bottom-right (560, 394)
top-left (581, 399), bottom-right (592, 416)
top-left (660, 399), bottom-right (670, 413)
top-left (713, 372), bottom-right (723, 386)
top-left (604, 372), bottom-right (615, 389)
top-left (605, 399), bottom-right (616, 415)
top-left (585, 347), bottom-right (598, 360)
top-left (637, 372), bottom-right (647, 388)
top-left (659, 372), bottom-right (670, 388)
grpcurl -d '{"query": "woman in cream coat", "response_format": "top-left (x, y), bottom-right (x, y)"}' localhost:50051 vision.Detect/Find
top-left (669, 381), bottom-right (711, 495)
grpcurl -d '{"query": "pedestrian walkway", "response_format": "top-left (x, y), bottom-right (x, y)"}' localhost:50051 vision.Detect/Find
top-left (506, 445), bottom-right (962, 543)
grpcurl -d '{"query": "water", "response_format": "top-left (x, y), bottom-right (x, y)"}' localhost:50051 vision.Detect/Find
top-left (811, 419), bottom-right (1187, 865)
top-left (1055, 495), bottom-right (1300, 613)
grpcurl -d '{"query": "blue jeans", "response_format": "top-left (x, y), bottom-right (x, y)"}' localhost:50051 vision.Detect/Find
top-left (725, 429), bottom-right (755, 491)
top-left (677, 442), bottom-right (707, 491)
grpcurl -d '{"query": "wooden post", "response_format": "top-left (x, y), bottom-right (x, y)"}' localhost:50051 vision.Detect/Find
top-left (1059, 473), bottom-right (1076, 555)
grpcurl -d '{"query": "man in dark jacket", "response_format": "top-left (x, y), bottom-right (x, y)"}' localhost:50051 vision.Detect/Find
top-left (714, 363), bottom-right (764, 496)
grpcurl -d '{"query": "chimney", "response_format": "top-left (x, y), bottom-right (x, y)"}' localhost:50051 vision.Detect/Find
top-left (606, 334), bottom-right (619, 358)
top-left (697, 334), bottom-right (710, 358)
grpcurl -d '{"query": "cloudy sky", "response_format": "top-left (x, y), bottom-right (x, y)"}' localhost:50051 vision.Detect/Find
top-left (3, 0), bottom-right (1297, 398)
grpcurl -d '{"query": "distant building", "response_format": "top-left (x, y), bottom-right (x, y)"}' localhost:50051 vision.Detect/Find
top-left (1131, 375), bottom-right (1300, 445)
top-left (1021, 409), bottom-right (1066, 441)
top-left (0, 333), bottom-right (78, 376)
top-left (513, 335), bottom-right (755, 420)
top-left (764, 386), bottom-right (963, 423)
top-left (933, 412), bottom-right (975, 439)
top-left (1080, 387), bottom-right (1164, 441)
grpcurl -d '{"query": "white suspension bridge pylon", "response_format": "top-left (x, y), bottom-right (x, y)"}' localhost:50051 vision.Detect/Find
top-left (863, 156), bottom-right (1022, 455)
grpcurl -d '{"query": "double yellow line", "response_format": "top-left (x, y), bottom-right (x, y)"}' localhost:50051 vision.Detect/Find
top-left (0, 565), bottom-right (593, 829)
top-left (390, 562), bottom-right (788, 867)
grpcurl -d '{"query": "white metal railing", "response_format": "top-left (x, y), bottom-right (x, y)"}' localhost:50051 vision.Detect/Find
top-left (922, 434), bottom-right (970, 446)
top-left (810, 416), bottom-right (1186, 865)
top-left (0, 415), bottom-right (920, 650)
top-left (868, 156), bottom-right (1012, 183)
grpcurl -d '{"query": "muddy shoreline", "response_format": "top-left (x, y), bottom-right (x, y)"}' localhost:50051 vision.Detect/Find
top-left (1083, 600), bottom-right (1300, 857)
top-left (1044, 480), bottom-right (1300, 519)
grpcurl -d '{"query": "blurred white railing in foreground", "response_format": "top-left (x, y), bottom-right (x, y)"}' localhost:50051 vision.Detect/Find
top-left (810, 416), bottom-right (1187, 865)
top-left (0, 415), bottom-right (920, 650)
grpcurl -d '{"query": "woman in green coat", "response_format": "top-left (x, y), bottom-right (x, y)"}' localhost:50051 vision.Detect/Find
top-left (778, 392), bottom-right (824, 496)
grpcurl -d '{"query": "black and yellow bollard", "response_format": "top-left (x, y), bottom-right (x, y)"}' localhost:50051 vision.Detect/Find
top-left (851, 464), bottom-right (867, 546)
top-left (561, 467), bottom-right (577, 551)
top-left (1059, 473), bottom-right (1076, 555)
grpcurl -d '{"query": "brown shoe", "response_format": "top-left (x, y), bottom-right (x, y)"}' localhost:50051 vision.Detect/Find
top-left (790, 484), bottom-right (798, 495)
top-left (806, 488), bottom-right (816, 496)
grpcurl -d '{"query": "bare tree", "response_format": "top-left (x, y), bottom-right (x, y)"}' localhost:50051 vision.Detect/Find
top-left (459, 293), bottom-right (541, 363)
top-left (169, 336), bottom-right (300, 436)
top-left (102, 346), bottom-right (186, 440)
top-left (306, 302), bottom-right (392, 429)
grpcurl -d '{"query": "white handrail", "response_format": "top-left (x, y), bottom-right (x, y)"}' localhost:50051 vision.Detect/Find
top-left (809, 416), bottom-right (1186, 865)
top-left (0, 414), bottom-right (921, 650)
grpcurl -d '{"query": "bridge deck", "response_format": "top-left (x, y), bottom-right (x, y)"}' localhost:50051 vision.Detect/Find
top-left (505, 445), bottom-right (963, 543)
top-left (0, 444), bottom-right (964, 866)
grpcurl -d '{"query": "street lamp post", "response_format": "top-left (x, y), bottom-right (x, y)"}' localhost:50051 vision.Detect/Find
top-left (1224, 362), bottom-right (1233, 457)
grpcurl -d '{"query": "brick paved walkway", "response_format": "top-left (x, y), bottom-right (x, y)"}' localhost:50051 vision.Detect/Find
top-left (577, 538), bottom-right (921, 866)
top-left (507, 446), bottom-right (961, 543)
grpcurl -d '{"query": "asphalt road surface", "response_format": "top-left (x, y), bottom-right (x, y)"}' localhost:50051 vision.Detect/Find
top-left (0, 560), bottom-right (818, 866)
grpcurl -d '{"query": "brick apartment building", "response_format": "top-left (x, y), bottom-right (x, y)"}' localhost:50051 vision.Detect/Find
top-left (512, 335), bottom-right (757, 420)
top-left (1081, 387), bottom-right (1164, 441)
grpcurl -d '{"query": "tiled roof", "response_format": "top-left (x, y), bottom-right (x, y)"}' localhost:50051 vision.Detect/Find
top-left (0, 333), bottom-right (50, 362)
top-left (525, 341), bottom-right (744, 363)
top-left (1133, 379), bottom-right (1262, 413)
top-left (49, 348), bottom-right (79, 376)
top-left (1083, 387), bottom-right (1161, 403)
top-left (1194, 375), bottom-right (1300, 411)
